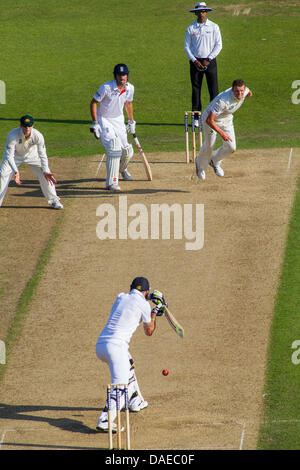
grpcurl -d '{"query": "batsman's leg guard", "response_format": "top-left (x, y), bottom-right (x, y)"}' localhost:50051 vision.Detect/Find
top-left (106, 138), bottom-right (122, 188)
top-left (119, 144), bottom-right (134, 173)
top-left (127, 355), bottom-right (147, 411)
top-left (96, 385), bottom-right (126, 431)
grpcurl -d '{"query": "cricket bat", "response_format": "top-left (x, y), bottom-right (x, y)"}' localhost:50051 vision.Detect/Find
top-left (132, 133), bottom-right (153, 181)
top-left (164, 307), bottom-right (184, 338)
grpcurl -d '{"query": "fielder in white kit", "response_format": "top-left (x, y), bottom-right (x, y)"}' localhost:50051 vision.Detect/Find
top-left (195, 79), bottom-right (253, 180)
top-left (0, 115), bottom-right (63, 209)
top-left (95, 277), bottom-right (164, 432)
top-left (90, 64), bottom-right (136, 191)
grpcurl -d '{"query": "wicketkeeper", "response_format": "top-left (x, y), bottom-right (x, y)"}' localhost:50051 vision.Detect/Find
top-left (89, 63), bottom-right (136, 191)
top-left (95, 277), bottom-right (166, 432)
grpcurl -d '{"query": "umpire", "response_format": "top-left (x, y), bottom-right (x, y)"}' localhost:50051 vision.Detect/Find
top-left (184, 2), bottom-right (222, 127)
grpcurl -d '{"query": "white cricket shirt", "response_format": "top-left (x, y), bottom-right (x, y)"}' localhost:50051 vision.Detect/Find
top-left (3, 127), bottom-right (50, 174)
top-left (93, 79), bottom-right (134, 119)
top-left (184, 19), bottom-right (222, 61)
top-left (97, 289), bottom-right (151, 345)
top-left (203, 87), bottom-right (250, 125)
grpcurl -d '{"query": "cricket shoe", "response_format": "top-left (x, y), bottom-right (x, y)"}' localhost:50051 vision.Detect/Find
top-left (194, 118), bottom-right (199, 128)
top-left (195, 157), bottom-right (205, 180)
top-left (129, 399), bottom-right (148, 413)
top-left (106, 184), bottom-right (121, 191)
top-left (96, 419), bottom-right (124, 433)
top-left (121, 169), bottom-right (132, 181)
top-left (209, 160), bottom-right (224, 177)
top-left (49, 200), bottom-right (64, 210)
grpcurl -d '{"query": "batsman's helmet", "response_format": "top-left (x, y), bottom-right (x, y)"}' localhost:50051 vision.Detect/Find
top-left (130, 277), bottom-right (150, 292)
top-left (113, 63), bottom-right (129, 78)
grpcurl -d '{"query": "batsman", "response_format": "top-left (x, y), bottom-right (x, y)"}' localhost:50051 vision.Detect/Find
top-left (95, 277), bottom-right (166, 432)
top-left (89, 63), bottom-right (136, 191)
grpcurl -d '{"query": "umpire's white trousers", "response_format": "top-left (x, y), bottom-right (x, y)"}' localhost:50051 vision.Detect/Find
top-left (196, 118), bottom-right (236, 171)
top-left (0, 157), bottom-right (60, 206)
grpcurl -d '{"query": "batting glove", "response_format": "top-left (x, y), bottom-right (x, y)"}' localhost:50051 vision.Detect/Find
top-left (126, 120), bottom-right (136, 135)
top-left (151, 305), bottom-right (165, 317)
top-left (90, 122), bottom-right (101, 139)
top-left (150, 289), bottom-right (166, 306)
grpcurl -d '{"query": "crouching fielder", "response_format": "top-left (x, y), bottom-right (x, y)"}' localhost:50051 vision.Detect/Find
top-left (195, 79), bottom-right (252, 180)
top-left (95, 277), bottom-right (164, 432)
top-left (90, 63), bottom-right (136, 191)
top-left (0, 115), bottom-right (63, 209)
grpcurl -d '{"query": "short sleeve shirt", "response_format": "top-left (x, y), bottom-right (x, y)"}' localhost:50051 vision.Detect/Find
top-left (93, 79), bottom-right (134, 119)
top-left (97, 289), bottom-right (151, 345)
top-left (203, 87), bottom-right (250, 124)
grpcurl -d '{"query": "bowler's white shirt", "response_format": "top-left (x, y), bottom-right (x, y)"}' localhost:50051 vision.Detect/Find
top-left (97, 289), bottom-right (151, 345)
top-left (184, 19), bottom-right (222, 61)
top-left (3, 127), bottom-right (50, 174)
top-left (93, 79), bottom-right (134, 120)
top-left (203, 87), bottom-right (250, 125)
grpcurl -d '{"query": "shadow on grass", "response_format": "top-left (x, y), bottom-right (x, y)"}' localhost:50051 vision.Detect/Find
top-left (0, 117), bottom-right (183, 127)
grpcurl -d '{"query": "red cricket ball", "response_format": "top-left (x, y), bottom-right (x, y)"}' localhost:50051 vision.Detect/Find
top-left (162, 369), bottom-right (169, 376)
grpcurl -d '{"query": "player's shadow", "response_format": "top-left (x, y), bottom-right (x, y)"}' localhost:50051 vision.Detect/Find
top-left (0, 117), bottom-right (183, 127)
top-left (8, 179), bottom-right (189, 199)
top-left (0, 402), bottom-right (100, 435)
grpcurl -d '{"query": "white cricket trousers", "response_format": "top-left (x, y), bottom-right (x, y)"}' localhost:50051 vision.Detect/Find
top-left (96, 340), bottom-right (131, 385)
top-left (196, 116), bottom-right (237, 171)
top-left (98, 115), bottom-right (129, 151)
top-left (97, 115), bottom-right (132, 187)
top-left (96, 340), bottom-right (145, 415)
top-left (0, 158), bottom-right (60, 206)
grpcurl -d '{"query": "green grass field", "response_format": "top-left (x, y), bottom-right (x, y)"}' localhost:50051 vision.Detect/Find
top-left (1, 0), bottom-right (300, 449)
top-left (1, 0), bottom-right (300, 155)
top-left (258, 182), bottom-right (300, 450)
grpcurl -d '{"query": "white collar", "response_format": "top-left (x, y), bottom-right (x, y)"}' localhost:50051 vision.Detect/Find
top-left (113, 79), bottom-right (128, 91)
top-left (195, 18), bottom-right (210, 26)
top-left (130, 289), bottom-right (146, 299)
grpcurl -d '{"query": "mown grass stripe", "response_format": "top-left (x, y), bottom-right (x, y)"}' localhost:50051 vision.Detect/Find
top-left (258, 177), bottom-right (300, 449)
top-left (0, 211), bottom-right (65, 383)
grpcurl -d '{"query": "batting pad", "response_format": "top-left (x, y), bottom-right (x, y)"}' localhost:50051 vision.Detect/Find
top-left (106, 138), bottom-right (122, 186)
top-left (119, 144), bottom-right (134, 173)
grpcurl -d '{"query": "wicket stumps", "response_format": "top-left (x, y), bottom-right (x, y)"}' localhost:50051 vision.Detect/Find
top-left (185, 111), bottom-right (202, 164)
top-left (107, 384), bottom-right (131, 450)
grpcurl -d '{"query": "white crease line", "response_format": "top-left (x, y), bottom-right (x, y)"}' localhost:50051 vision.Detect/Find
top-left (182, 420), bottom-right (247, 450)
top-left (286, 147), bottom-right (293, 172)
top-left (1, 431), bottom-right (8, 450)
top-left (239, 422), bottom-right (246, 450)
top-left (95, 153), bottom-right (105, 176)
top-left (270, 419), bottom-right (300, 423)
top-left (0, 429), bottom-right (15, 450)
top-left (0, 428), bottom-right (40, 450)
